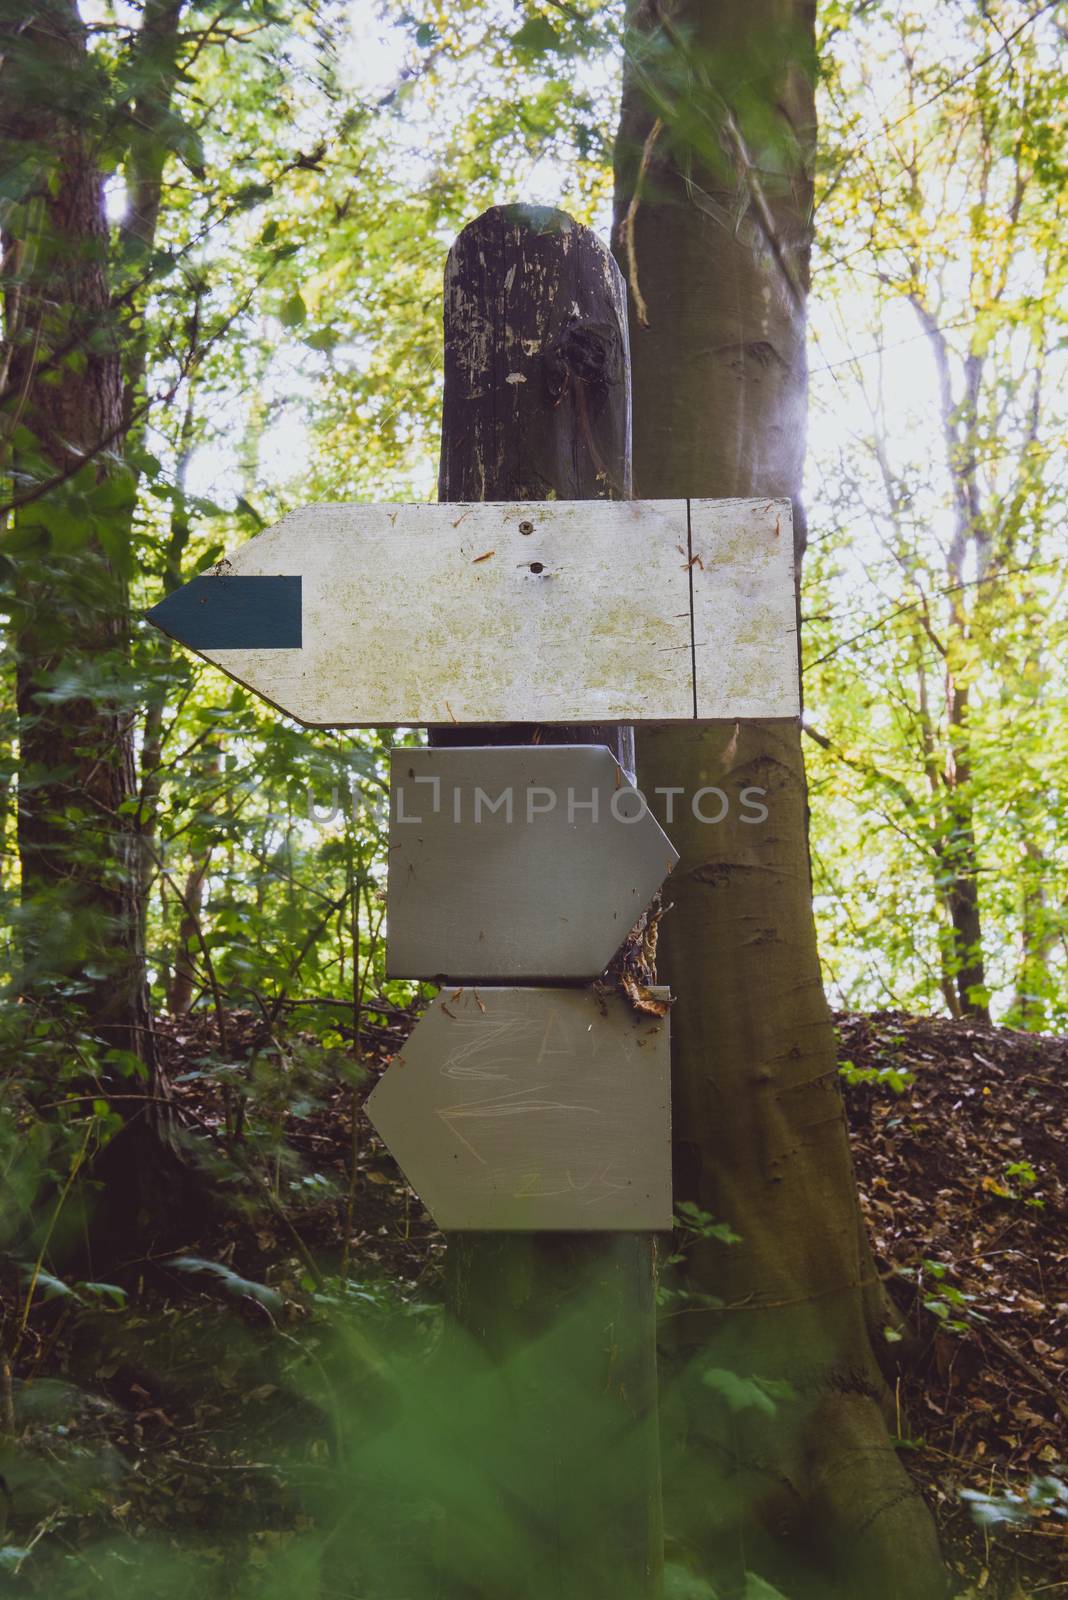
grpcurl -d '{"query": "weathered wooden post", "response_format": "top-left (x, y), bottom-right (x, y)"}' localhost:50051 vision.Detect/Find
top-left (432, 203), bottom-right (664, 1600)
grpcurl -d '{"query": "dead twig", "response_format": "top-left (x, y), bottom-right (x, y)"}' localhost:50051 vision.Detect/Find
top-left (979, 1322), bottom-right (1068, 1427)
top-left (617, 116), bottom-right (663, 328)
top-left (0, 1355), bottom-right (14, 1436)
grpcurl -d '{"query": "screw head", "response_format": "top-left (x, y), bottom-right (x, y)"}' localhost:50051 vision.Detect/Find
top-left (519, 520), bottom-right (534, 535)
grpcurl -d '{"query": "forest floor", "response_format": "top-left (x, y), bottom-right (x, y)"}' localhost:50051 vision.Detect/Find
top-left (0, 1006), bottom-right (1065, 1599)
top-left (837, 1010), bottom-right (1068, 1598)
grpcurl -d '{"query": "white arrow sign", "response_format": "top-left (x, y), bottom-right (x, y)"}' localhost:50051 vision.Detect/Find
top-left (386, 745), bottom-right (677, 982)
top-left (365, 986), bottom-right (672, 1231)
top-left (147, 498), bottom-right (798, 726)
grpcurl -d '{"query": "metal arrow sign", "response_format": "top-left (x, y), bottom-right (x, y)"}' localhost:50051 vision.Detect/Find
top-left (364, 986), bottom-right (672, 1231)
top-left (386, 745), bottom-right (677, 982)
top-left (146, 498), bottom-right (798, 726)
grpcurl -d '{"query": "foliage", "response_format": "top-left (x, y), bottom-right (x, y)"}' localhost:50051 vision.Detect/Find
top-left (0, 0), bottom-right (624, 1060)
top-left (0, 2), bottom-right (1066, 1595)
top-left (0, 0), bottom-right (1063, 1139)
top-left (839, 1054), bottom-right (914, 1093)
top-left (701, 1368), bottom-right (798, 1418)
top-left (962, 1474), bottom-right (1068, 1529)
top-left (806, 0), bottom-right (1068, 1027)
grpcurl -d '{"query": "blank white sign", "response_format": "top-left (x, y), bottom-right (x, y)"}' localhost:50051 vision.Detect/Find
top-left (151, 498), bottom-right (798, 726)
top-left (365, 986), bottom-right (673, 1231)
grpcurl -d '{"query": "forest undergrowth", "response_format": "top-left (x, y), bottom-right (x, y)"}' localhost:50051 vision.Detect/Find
top-left (0, 1005), bottom-right (1064, 1600)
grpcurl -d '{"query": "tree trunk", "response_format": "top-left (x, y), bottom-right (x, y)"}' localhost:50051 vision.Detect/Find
top-left (944, 678), bottom-right (989, 1020)
top-left (1, 0), bottom-right (196, 1244)
top-left (909, 300), bottom-right (991, 1022)
top-left (1013, 837), bottom-right (1056, 1031)
top-left (140, 381), bottom-right (196, 930)
top-left (2, 0), bottom-right (153, 1069)
top-left (431, 204), bottom-right (662, 1600)
top-left (614, 6), bottom-right (948, 1597)
top-left (167, 855), bottom-right (210, 1017)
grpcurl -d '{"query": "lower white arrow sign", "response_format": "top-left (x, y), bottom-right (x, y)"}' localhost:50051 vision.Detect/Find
top-left (365, 987), bottom-right (672, 1231)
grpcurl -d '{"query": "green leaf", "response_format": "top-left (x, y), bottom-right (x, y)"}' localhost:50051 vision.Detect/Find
top-left (79, 1281), bottom-right (127, 1307)
top-left (33, 500), bottom-right (89, 552)
top-left (675, 1201), bottom-right (741, 1244)
top-left (701, 1368), bottom-right (795, 1417)
top-left (233, 181), bottom-right (274, 209)
top-left (743, 1574), bottom-right (791, 1600)
top-left (1028, 1476), bottom-right (1068, 1513)
top-left (962, 1488), bottom-right (1027, 1527)
top-left (102, 1048), bottom-right (149, 1082)
top-left (26, 1268), bottom-right (78, 1302)
top-left (169, 1255), bottom-right (284, 1313)
top-left (0, 520), bottom-right (49, 557)
top-left (279, 292), bottom-right (308, 327)
top-left (511, 16), bottom-right (562, 58)
top-left (189, 494), bottom-right (228, 518)
top-left (194, 544), bottom-right (226, 573)
top-left (304, 327), bottom-right (339, 352)
top-left (234, 495), bottom-right (266, 527)
top-left (130, 449), bottom-right (162, 480)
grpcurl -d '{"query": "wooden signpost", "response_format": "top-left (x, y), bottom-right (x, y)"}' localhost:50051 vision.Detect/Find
top-left (429, 206), bottom-right (666, 1600)
top-left (146, 201), bottom-right (801, 1600)
top-left (146, 497), bottom-right (798, 726)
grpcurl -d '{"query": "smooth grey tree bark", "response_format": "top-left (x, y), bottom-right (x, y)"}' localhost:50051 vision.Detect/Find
top-left (613, 5), bottom-right (948, 1597)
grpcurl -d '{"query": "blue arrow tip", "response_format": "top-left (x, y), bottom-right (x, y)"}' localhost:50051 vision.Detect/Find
top-left (146, 574), bottom-right (302, 650)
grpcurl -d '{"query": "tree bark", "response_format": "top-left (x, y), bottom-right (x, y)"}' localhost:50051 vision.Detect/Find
top-left (2, 0), bottom-right (153, 1068)
top-left (1, 0), bottom-right (198, 1244)
top-left (431, 204), bottom-right (662, 1600)
top-left (908, 299), bottom-right (990, 1020)
top-left (614, 5), bottom-right (948, 1597)
top-left (943, 693), bottom-right (988, 1021)
top-left (1012, 837), bottom-right (1056, 1030)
